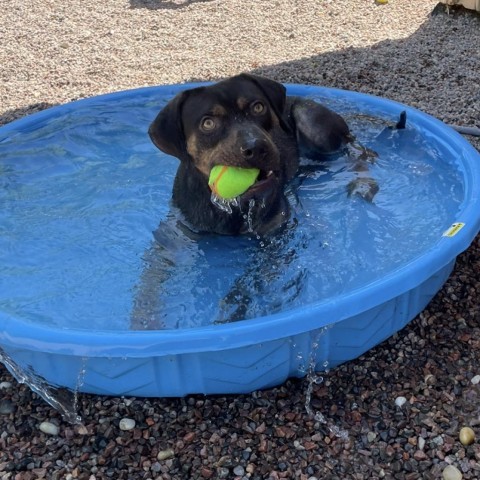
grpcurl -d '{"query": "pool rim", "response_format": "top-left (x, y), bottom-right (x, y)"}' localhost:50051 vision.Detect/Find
top-left (1, 83), bottom-right (479, 358)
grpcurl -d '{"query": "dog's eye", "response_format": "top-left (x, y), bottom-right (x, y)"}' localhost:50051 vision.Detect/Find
top-left (200, 117), bottom-right (216, 132)
top-left (251, 101), bottom-right (266, 115)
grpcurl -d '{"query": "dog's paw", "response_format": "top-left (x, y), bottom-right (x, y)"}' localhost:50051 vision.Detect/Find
top-left (216, 300), bottom-right (248, 324)
top-left (347, 141), bottom-right (378, 164)
top-left (347, 177), bottom-right (379, 202)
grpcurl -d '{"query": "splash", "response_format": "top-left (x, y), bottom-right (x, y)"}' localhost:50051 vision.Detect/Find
top-left (210, 192), bottom-right (239, 214)
top-left (301, 328), bottom-right (349, 441)
top-left (245, 198), bottom-right (256, 233)
top-left (211, 194), bottom-right (258, 235)
top-left (0, 347), bottom-right (84, 424)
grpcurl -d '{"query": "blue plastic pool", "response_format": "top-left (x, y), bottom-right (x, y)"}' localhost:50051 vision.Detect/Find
top-left (1, 83), bottom-right (479, 397)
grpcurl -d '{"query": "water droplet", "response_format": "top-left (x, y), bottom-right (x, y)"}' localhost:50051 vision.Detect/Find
top-left (210, 193), bottom-right (234, 214)
top-left (246, 199), bottom-right (256, 233)
top-left (314, 412), bottom-right (326, 423)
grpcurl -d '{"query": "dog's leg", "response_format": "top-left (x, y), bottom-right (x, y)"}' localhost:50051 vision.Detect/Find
top-left (288, 97), bottom-right (351, 155)
top-left (216, 228), bottom-right (307, 323)
top-left (347, 110), bottom-right (416, 201)
top-left (289, 97), bottom-right (380, 202)
top-left (130, 240), bottom-right (169, 330)
top-left (130, 216), bottom-right (201, 330)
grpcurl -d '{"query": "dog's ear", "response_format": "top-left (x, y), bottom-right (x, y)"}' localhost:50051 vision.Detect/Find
top-left (239, 73), bottom-right (291, 132)
top-left (240, 73), bottom-right (286, 111)
top-left (148, 89), bottom-right (197, 159)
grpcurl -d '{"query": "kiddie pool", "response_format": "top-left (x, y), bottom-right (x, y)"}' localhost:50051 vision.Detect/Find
top-left (1, 83), bottom-right (480, 399)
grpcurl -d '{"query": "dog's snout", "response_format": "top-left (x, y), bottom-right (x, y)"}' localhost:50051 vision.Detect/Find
top-left (240, 143), bottom-right (255, 160)
top-left (239, 136), bottom-right (268, 161)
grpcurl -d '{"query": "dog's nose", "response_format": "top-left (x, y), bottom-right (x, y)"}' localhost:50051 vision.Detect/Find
top-left (240, 137), bottom-right (267, 160)
top-left (240, 144), bottom-right (254, 159)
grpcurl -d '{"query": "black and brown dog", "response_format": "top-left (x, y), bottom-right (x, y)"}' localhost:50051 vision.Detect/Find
top-left (133, 74), bottom-right (379, 328)
top-left (148, 73), bottom-right (378, 237)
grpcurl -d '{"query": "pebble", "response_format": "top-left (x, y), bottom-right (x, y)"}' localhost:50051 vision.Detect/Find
top-left (395, 396), bottom-right (407, 407)
top-left (39, 421), bottom-right (60, 436)
top-left (119, 418), bottom-right (135, 431)
top-left (0, 381), bottom-right (12, 389)
top-left (217, 467), bottom-right (230, 478)
top-left (0, 399), bottom-right (15, 415)
top-left (75, 424), bottom-right (89, 435)
top-left (157, 449), bottom-right (175, 461)
top-left (233, 465), bottom-right (245, 476)
top-left (459, 426), bottom-right (475, 446)
top-left (418, 436), bottom-right (426, 450)
top-left (442, 465), bottom-right (462, 480)
top-left (471, 375), bottom-right (480, 385)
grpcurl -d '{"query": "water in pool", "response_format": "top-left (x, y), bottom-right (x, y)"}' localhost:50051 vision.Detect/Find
top-left (0, 94), bottom-right (464, 331)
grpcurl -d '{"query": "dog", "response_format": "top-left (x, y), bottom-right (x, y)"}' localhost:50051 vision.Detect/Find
top-left (148, 73), bottom-right (378, 237)
top-left (132, 74), bottom-right (379, 328)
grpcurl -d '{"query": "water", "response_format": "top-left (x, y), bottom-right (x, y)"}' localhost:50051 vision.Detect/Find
top-left (0, 347), bottom-right (84, 423)
top-left (297, 327), bottom-right (349, 440)
top-left (0, 94), bottom-right (464, 332)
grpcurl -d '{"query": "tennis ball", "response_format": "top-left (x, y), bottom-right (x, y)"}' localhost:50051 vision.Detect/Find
top-left (208, 165), bottom-right (260, 200)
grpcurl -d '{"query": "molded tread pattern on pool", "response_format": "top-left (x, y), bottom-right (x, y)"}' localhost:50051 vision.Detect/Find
top-left (80, 342), bottom-right (293, 396)
top-left (1, 260), bottom-right (455, 397)
top-left (325, 261), bottom-right (455, 367)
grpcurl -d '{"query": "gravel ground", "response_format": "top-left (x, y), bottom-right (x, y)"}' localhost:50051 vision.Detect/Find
top-left (1, 1), bottom-right (480, 479)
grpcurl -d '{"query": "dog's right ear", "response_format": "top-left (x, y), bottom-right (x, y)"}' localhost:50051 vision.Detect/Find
top-left (148, 90), bottom-right (191, 159)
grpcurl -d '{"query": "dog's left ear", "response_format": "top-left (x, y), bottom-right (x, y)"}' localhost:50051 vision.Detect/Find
top-left (149, 88), bottom-right (202, 159)
top-left (239, 74), bottom-right (291, 131)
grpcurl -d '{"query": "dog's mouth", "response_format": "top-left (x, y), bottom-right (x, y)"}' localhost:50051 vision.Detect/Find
top-left (240, 169), bottom-right (278, 201)
top-left (209, 168), bottom-right (281, 215)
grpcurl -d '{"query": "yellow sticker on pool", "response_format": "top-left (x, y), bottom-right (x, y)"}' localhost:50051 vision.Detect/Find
top-left (443, 222), bottom-right (465, 237)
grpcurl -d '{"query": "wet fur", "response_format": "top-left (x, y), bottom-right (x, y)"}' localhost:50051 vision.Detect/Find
top-left (148, 73), bottom-right (367, 236)
top-left (131, 74), bottom-right (379, 329)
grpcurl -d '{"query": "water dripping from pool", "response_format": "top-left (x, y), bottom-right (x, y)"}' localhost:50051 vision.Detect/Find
top-left (0, 348), bottom-right (85, 424)
top-left (301, 328), bottom-right (349, 441)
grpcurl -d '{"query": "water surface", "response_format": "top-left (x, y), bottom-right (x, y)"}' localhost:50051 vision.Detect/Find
top-left (0, 93), bottom-right (464, 330)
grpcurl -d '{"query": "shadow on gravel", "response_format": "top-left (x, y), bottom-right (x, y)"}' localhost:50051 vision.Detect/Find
top-left (129, 0), bottom-right (214, 10)
top-left (0, 103), bottom-right (57, 128)
top-left (244, 4), bottom-right (479, 137)
top-left (1, 5), bottom-right (478, 149)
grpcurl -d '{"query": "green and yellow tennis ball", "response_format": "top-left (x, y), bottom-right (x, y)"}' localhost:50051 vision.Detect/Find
top-left (208, 165), bottom-right (260, 200)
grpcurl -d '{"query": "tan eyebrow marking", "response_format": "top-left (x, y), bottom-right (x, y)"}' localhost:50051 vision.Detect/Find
top-left (210, 104), bottom-right (227, 116)
top-left (236, 97), bottom-right (249, 110)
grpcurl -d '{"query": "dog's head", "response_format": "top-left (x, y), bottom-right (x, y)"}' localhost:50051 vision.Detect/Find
top-left (149, 74), bottom-right (298, 235)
